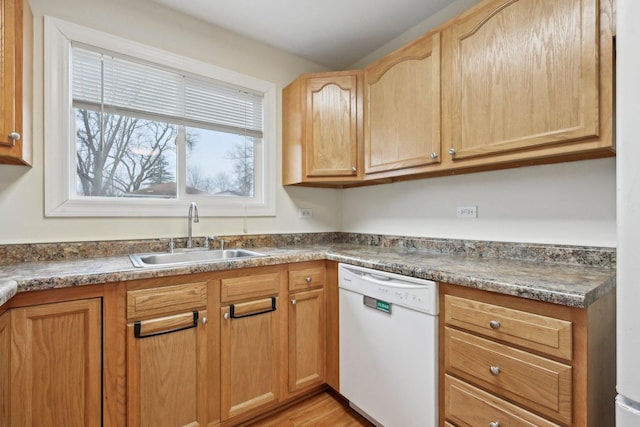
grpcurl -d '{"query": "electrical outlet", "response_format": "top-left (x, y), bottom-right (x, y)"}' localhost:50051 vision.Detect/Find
top-left (456, 206), bottom-right (477, 218)
top-left (298, 208), bottom-right (313, 219)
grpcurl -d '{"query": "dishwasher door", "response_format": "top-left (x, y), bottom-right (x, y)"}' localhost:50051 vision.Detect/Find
top-left (339, 264), bottom-right (438, 427)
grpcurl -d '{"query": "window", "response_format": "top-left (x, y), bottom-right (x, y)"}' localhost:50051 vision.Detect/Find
top-left (44, 17), bottom-right (276, 217)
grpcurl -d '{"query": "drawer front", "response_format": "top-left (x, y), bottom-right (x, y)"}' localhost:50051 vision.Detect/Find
top-left (445, 375), bottom-right (561, 427)
top-left (221, 272), bottom-right (280, 303)
top-left (444, 294), bottom-right (572, 360)
top-left (445, 328), bottom-right (572, 424)
top-left (127, 282), bottom-right (207, 321)
top-left (288, 265), bottom-right (325, 291)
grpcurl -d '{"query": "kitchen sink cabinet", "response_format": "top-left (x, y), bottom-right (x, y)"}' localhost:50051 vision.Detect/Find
top-left (9, 298), bottom-right (103, 426)
top-left (286, 262), bottom-right (326, 396)
top-left (440, 283), bottom-right (616, 427)
top-left (0, 0), bottom-right (32, 166)
top-left (283, 70), bottom-right (363, 186)
top-left (126, 281), bottom-right (211, 427)
top-left (441, 0), bottom-right (614, 168)
top-left (364, 31), bottom-right (441, 177)
top-left (220, 268), bottom-right (283, 421)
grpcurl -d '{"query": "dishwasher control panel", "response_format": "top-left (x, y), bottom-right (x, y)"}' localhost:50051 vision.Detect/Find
top-left (338, 263), bottom-right (438, 315)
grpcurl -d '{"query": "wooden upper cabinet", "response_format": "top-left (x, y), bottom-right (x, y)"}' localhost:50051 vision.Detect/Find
top-left (283, 71), bottom-right (363, 185)
top-left (442, 0), bottom-right (601, 161)
top-left (0, 0), bottom-right (31, 166)
top-left (365, 32), bottom-right (441, 175)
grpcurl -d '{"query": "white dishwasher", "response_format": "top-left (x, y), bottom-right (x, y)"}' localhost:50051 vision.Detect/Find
top-left (338, 263), bottom-right (438, 427)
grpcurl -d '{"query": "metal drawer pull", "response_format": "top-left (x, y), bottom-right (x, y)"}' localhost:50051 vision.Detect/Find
top-left (489, 320), bottom-right (501, 329)
top-left (134, 311), bottom-right (199, 339)
top-left (291, 299), bottom-right (297, 305)
top-left (228, 297), bottom-right (277, 319)
top-left (489, 422), bottom-right (500, 427)
top-left (489, 366), bottom-right (501, 375)
top-left (305, 276), bottom-right (312, 283)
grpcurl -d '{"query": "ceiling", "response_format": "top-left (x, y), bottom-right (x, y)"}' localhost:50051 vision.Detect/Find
top-left (151, 0), bottom-right (456, 70)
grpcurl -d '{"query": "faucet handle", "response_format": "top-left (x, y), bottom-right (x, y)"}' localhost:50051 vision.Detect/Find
top-left (206, 236), bottom-right (217, 250)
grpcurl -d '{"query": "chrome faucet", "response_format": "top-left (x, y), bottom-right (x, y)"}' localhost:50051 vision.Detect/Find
top-left (187, 202), bottom-right (199, 248)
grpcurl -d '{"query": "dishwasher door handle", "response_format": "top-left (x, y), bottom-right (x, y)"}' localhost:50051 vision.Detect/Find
top-left (355, 272), bottom-right (432, 289)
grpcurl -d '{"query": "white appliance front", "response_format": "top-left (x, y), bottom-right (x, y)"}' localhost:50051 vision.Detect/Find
top-left (617, 0), bottom-right (640, 424)
top-left (338, 264), bottom-right (438, 427)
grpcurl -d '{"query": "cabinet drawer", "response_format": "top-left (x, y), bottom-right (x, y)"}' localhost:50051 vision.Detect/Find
top-left (127, 282), bottom-right (207, 321)
top-left (445, 375), bottom-right (561, 427)
top-left (288, 265), bottom-right (325, 291)
top-left (444, 294), bottom-right (572, 360)
top-left (445, 328), bottom-right (572, 424)
top-left (221, 272), bottom-right (280, 303)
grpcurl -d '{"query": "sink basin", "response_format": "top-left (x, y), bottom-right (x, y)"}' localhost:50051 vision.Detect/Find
top-left (129, 249), bottom-right (266, 268)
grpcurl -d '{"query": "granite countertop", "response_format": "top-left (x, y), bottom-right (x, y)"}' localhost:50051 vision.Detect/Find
top-left (0, 242), bottom-right (616, 309)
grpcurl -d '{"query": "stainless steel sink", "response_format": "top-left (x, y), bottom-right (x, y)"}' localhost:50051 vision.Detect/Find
top-left (129, 249), bottom-right (266, 268)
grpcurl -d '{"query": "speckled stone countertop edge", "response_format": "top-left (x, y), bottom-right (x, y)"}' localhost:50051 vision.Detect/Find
top-left (0, 244), bottom-right (615, 309)
top-left (0, 281), bottom-right (17, 307)
top-left (325, 253), bottom-right (616, 308)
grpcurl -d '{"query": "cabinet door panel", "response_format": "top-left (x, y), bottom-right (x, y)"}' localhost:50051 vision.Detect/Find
top-left (11, 299), bottom-right (102, 427)
top-left (0, 312), bottom-right (10, 426)
top-left (288, 289), bottom-right (325, 394)
top-left (221, 299), bottom-right (280, 419)
top-left (127, 310), bottom-right (207, 427)
top-left (365, 33), bottom-right (441, 174)
top-left (444, 0), bottom-right (598, 159)
top-left (305, 75), bottom-right (359, 177)
top-left (0, 0), bottom-right (31, 165)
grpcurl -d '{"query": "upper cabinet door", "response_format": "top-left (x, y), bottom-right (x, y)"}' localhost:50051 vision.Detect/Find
top-left (0, 0), bottom-right (31, 166)
top-left (304, 74), bottom-right (360, 178)
top-left (365, 32), bottom-right (441, 174)
top-left (443, 0), bottom-right (599, 160)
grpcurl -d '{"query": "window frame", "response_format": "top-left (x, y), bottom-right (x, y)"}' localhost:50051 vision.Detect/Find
top-left (44, 16), bottom-right (277, 217)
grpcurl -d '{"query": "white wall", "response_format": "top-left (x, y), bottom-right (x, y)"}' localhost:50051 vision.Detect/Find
top-left (342, 159), bottom-right (616, 246)
top-left (0, 0), bottom-right (342, 244)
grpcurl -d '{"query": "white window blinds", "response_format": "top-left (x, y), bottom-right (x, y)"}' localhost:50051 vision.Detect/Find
top-left (71, 43), bottom-right (264, 138)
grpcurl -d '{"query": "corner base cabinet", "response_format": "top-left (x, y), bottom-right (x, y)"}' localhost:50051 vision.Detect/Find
top-left (440, 283), bottom-right (616, 427)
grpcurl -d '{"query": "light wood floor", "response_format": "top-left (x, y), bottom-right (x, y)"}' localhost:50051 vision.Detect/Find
top-left (245, 391), bottom-right (374, 427)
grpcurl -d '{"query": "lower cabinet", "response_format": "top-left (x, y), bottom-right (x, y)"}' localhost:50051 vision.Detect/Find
top-left (220, 297), bottom-right (281, 420)
top-left (9, 298), bottom-right (103, 427)
top-left (126, 281), bottom-right (210, 427)
top-left (288, 288), bottom-right (325, 394)
top-left (0, 311), bottom-right (10, 426)
top-left (440, 283), bottom-right (616, 427)
top-left (219, 268), bottom-right (283, 421)
top-left (287, 262), bottom-right (326, 396)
